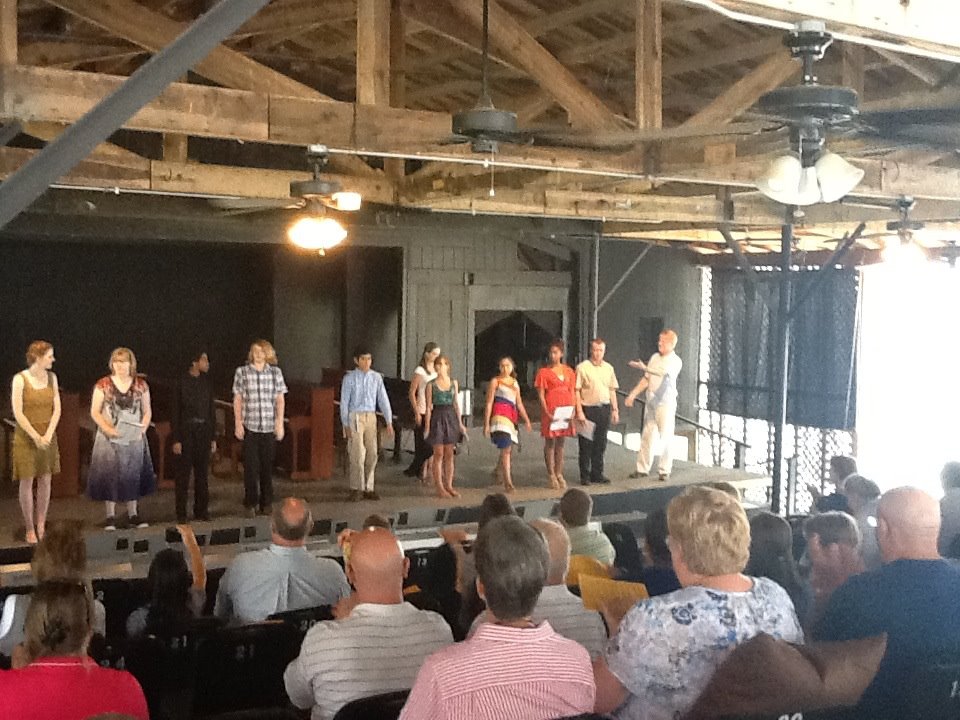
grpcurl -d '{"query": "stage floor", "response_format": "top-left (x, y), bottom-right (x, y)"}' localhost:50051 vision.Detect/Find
top-left (1, 432), bottom-right (769, 543)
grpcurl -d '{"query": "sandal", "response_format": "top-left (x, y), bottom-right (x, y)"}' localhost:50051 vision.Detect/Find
top-left (556, 475), bottom-right (567, 490)
top-left (548, 473), bottom-right (560, 490)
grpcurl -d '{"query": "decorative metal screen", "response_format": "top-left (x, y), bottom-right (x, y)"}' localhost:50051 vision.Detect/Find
top-left (697, 268), bottom-right (856, 512)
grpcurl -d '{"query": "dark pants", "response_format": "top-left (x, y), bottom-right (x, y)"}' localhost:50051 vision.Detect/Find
top-left (578, 404), bottom-right (611, 482)
top-left (175, 421), bottom-right (212, 521)
top-left (407, 424), bottom-right (432, 477)
top-left (243, 430), bottom-right (275, 510)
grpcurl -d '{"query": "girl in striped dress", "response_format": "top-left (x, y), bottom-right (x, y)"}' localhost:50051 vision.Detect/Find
top-left (483, 357), bottom-right (532, 493)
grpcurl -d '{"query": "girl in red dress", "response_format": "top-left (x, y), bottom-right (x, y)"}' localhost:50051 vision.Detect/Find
top-left (535, 339), bottom-right (579, 491)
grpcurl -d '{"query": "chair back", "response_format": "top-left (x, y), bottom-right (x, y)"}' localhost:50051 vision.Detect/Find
top-left (565, 554), bottom-right (611, 587)
top-left (192, 621), bottom-right (302, 716)
top-left (332, 690), bottom-right (410, 720)
top-left (267, 604), bottom-right (334, 636)
top-left (603, 522), bottom-right (644, 576)
top-left (901, 661), bottom-right (960, 720)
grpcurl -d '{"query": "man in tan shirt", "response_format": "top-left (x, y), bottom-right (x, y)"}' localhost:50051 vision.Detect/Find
top-left (575, 338), bottom-right (619, 485)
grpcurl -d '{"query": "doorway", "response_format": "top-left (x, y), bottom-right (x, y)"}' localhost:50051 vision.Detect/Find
top-left (473, 310), bottom-right (563, 392)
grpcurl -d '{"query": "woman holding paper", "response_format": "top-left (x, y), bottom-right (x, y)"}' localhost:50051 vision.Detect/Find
top-left (87, 347), bottom-right (156, 531)
top-left (535, 339), bottom-right (578, 491)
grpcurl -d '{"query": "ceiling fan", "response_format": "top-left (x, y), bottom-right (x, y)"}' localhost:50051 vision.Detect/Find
top-left (849, 196), bottom-right (960, 263)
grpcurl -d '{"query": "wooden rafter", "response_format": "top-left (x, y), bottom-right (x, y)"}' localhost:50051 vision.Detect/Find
top-left (445, 0), bottom-right (626, 131)
top-left (357, 0), bottom-right (390, 106)
top-left (0, 0), bottom-right (15, 66)
top-left (634, 0), bottom-right (662, 129)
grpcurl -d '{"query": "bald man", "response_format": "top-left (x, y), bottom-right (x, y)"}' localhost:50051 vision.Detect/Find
top-left (215, 498), bottom-right (350, 624)
top-left (471, 519), bottom-right (607, 657)
top-left (814, 487), bottom-right (960, 718)
top-left (285, 527), bottom-right (452, 720)
top-left (625, 329), bottom-right (682, 482)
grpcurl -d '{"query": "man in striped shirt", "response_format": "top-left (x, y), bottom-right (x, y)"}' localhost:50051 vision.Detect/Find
top-left (284, 527), bottom-right (452, 720)
top-left (401, 516), bottom-right (595, 720)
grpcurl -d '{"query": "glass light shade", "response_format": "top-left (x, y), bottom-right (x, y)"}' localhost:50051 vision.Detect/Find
top-left (815, 152), bottom-right (865, 203)
top-left (287, 216), bottom-right (347, 252)
top-left (331, 191), bottom-right (362, 212)
top-left (882, 236), bottom-right (927, 265)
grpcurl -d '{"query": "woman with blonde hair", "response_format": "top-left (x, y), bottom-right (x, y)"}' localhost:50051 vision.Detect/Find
top-left (232, 339), bottom-right (287, 517)
top-left (593, 486), bottom-right (803, 720)
top-left (87, 347), bottom-right (155, 531)
top-left (11, 341), bottom-right (61, 544)
top-left (0, 581), bottom-right (148, 720)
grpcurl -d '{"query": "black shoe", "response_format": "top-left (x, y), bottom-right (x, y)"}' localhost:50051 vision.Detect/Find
top-left (102, 516), bottom-right (117, 531)
top-left (363, 491), bottom-right (381, 501)
top-left (593, 476), bottom-right (612, 485)
top-left (349, 490), bottom-right (363, 502)
top-left (628, 471), bottom-right (648, 480)
top-left (130, 515), bottom-right (149, 529)
top-left (580, 477), bottom-right (591, 486)
top-left (658, 473), bottom-right (669, 482)
top-left (257, 506), bottom-right (271, 516)
top-left (176, 514), bottom-right (188, 524)
top-left (244, 507), bottom-right (256, 519)
top-left (195, 513), bottom-right (210, 522)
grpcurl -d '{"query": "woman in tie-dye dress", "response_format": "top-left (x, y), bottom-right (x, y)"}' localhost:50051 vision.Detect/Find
top-left (482, 356), bottom-right (531, 493)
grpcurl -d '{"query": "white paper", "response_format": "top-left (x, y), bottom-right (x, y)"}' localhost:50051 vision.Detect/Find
top-left (576, 418), bottom-right (596, 441)
top-left (549, 405), bottom-right (575, 432)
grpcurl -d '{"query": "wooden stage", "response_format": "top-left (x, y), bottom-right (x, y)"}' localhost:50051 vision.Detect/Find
top-left (0, 431), bottom-right (769, 567)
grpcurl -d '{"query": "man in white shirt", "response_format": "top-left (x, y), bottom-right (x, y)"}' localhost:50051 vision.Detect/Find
top-left (625, 329), bottom-right (683, 482)
top-left (214, 498), bottom-right (350, 624)
top-left (284, 527), bottom-right (453, 720)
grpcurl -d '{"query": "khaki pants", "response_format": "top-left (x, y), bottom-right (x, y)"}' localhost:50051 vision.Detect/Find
top-left (636, 403), bottom-right (677, 476)
top-left (347, 411), bottom-right (379, 491)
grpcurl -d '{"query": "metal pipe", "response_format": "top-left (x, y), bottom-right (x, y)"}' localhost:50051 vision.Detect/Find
top-left (770, 208), bottom-right (794, 514)
top-left (0, 0), bottom-right (274, 231)
top-left (592, 232), bottom-right (600, 339)
top-left (597, 242), bottom-right (653, 311)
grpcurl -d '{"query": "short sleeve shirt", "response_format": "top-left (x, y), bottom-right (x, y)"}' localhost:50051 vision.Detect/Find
top-left (232, 363), bottom-right (288, 433)
top-left (644, 352), bottom-right (682, 408)
top-left (605, 577), bottom-right (803, 720)
top-left (576, 361), bottom-right (619, 407)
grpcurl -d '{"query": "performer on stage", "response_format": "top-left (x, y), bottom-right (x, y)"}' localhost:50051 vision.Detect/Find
top-left (405, 342), bottom-right (440, 481)
top-left (340, 347), bottom-right (394, 502)
top-left (233, 340), bottom-right (287, 517)
top-left (575, 338), bottom-right (619, 485)
top-left (171, 350), bottom-right (216, 523)
top-left (625, 328), bottom-right (683, 482)
top-left (425, 354), bottom-right (468, 499)
top-left (535, 339), bottom-right (578, 491)
top-left (10, 341), bottom-right (60, 544)
top-left (483, 356), bottom-right (532, 493)
top-left (88, 347), bottom-right (156, 530)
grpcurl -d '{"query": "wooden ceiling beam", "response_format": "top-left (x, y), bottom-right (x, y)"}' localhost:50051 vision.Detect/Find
top-left (357, 0), bottom-right (391, 106)
top-left (231, 0), bottom-right (355, 40)
top-left (870, 47), bottom-right (941, 87)
top-left (23, 120), bottom-right (145, 164)
top-left (635, 0), bottom-right (662, 129)
top-left (19, 40), bottom-right (141, 67)
top-left (445, 0), bottom-right (626, 131)
top-left (680, 51), bottom-right (796, 126)
top-left (0, 0), bottom-right (16, 66)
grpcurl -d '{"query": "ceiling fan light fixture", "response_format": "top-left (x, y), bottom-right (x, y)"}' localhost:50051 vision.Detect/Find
top-left (814, 151), bottom-right (865, 203)
top-left (331, 191), bottom-right (362, 212)
top-left (287, 213), bottom-right (347, 255)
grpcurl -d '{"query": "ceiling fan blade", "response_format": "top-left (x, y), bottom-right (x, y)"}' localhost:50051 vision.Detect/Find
top-left (527, 120), bottom-right (780, 149)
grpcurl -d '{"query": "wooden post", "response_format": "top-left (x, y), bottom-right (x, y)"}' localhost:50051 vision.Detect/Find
top-left (0, 0), bottom-right (16, 67)
top-left (634, 0), bottom-right (662, 129)
top-left (54, 391), bottom-right (80, 497)
top-left (356, 0), bottom-right (391, 106)
top-left (385, 0), bottom-right (405, 179)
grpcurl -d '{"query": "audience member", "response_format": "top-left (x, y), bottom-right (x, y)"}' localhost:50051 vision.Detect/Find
top-left (746, 512), bottom-right (811, 622)
top-left (472, 519), bottom-right (607, 656)
top-left (938, 461), bottom-right (960, 556)
top-left (842, 475), bottom-right (882, 570)
top-left (0, 520), bottom-right (105, 657)
top-left (0, 581), bottom-right (148, 720)
top-left (285, 528), bottom-right (453, 720)
top-left (810, 455), bottom-right (856, 513)
top-left (639, 508), bottom-right (680, 596)
top-left (803, 511), bottom-right (864, 628)
top-left (401, 515), bottom-right (595, 719)
top-left (126, 525), bottom-right (207, 638)
top-left (215, 498), bottom-right (349, 624)
top-left (593, 486), bottom-right (803, 720)
top-left (559, 487), bottom-right (616, 566)
top-left (814, 487), bottom-right (960, 719)
top-left (703, 481), bottom-right (741, 501)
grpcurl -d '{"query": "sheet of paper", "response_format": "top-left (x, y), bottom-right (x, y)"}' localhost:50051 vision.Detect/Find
top-left (549, 405), bottom-right (575, 432)
top-left (577, 418), bottom-right (596, 441)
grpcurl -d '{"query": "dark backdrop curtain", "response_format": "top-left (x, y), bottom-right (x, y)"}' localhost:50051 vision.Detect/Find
top-left (705, 267), bottom-right (858, 430)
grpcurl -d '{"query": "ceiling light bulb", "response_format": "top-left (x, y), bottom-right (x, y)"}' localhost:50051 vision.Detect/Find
top-left (815, 152), bottom-right (864, 203)
top-left (331, 191), bottom-right (362, 212)
top-left (882, 236), bottom-right (927, 265)
top-left (287, 215), bottom-right (347, 253)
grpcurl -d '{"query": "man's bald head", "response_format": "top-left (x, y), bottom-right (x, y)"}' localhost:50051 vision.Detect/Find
top-left (530, 519), bottom-right (570, 586)
top-left (877, 487), bottom-right (941, 562)
top-left (347, 528), bottom-right (408, 602)
top-left (272, 498), bottom-right (312, 545)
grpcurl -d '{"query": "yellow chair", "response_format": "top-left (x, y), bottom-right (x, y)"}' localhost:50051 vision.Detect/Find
top-left (578, 574), bottom-right (649, 612)
top-left (566, 554), bottom-right (611, 587)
